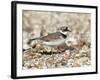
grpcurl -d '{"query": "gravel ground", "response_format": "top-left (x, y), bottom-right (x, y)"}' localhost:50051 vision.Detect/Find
top-left (22, 42), bottom-right (91, 69)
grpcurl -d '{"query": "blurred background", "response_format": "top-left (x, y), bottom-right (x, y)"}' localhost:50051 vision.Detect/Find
top-left (22, 10), bottom-right (91, 48)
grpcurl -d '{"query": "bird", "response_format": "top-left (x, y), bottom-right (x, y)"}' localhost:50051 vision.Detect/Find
top-left (27, 26), bottom-right (71, 47)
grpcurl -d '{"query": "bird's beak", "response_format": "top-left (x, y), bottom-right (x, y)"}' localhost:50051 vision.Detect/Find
top-left (67, 29), bottom-right (71, 32)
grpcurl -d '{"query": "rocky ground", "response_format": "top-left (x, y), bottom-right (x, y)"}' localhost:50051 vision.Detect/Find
top-left (22, 42), bottom-right (91, 69)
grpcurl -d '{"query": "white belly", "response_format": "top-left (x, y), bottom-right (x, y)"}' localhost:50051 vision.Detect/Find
top-left (42, 39), bottom-right (66, 46)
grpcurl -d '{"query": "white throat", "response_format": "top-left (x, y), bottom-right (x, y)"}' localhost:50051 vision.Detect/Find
top-left (59, 30), bottom-right (68, 35)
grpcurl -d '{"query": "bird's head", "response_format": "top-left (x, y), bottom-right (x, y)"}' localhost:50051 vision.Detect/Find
top-left (60, 26), bottom-right (71, 32)
top-left (59, 26), bottom-right (71, 35)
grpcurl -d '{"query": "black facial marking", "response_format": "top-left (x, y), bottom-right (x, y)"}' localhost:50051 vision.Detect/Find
top-left (62, 27), bottom-right (71, 32)
top-left (60, 32), bottom-right (67, 38)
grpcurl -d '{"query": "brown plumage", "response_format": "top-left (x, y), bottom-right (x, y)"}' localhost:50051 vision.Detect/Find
top-left (40, 32), bottom-right (67, 42)
top-left (27, 32), bottom-right (67, 45)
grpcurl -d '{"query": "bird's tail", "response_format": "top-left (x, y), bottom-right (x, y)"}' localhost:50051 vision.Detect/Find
top-left (27, 37), bottom-right (40, 44)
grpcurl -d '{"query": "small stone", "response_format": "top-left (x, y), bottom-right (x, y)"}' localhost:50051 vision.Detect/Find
top-left (75, 53), bottom-right (80, 58)
top-left (36, 43), bottom-right (41, 49)
top-left (24, 62), bottom-right (31, 68)
top-left (67, 59), bottom-right (74, 67)
top-left (64, 50), bottom-right (71, 59)
top-left (73, 59), bottom-right (81, 67)
top-left (23, 54), bottom-right (32, 61)
top-left (73, 63), bottom-right (81, 67)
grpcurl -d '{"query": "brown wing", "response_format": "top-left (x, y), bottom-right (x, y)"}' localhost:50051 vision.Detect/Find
top-left (40, 32), bottom-right (65, 41)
